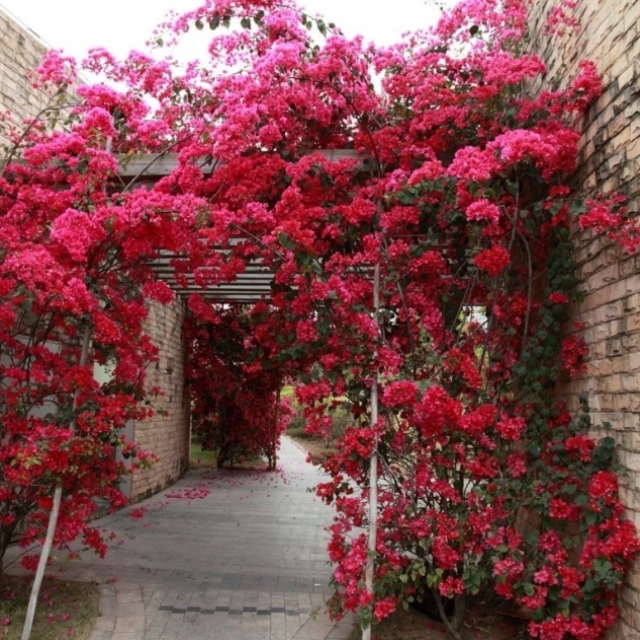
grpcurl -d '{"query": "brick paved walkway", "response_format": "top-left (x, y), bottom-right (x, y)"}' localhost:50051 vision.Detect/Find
top-left (4, 437), bottom-right (355, 640)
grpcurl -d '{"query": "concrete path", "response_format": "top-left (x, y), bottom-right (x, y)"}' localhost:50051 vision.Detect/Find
top-left (4, 437), bottom-right (355, 640)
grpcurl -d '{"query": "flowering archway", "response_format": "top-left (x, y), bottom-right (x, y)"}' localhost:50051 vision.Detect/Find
top-left (1, 1), bottom-right (639, 639)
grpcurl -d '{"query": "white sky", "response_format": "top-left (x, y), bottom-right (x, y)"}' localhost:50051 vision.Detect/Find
top-left (0, 0), bottom-right (450, 63)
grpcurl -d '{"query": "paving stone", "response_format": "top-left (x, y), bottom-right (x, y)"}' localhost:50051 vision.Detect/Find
top-left (4, 438), bottom-right (354, 640)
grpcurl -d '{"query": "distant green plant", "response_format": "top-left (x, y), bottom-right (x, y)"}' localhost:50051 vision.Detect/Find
top-left (286, 388), bottom-right (351, 444)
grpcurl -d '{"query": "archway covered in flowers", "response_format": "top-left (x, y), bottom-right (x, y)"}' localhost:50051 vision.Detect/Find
top-left (1, 0), bottom-right (639, 638)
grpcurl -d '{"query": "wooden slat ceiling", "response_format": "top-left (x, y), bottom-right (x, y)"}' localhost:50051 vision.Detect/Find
top-left (118, 150), bottom-right (360, 303)
top-left (150, 250), bottom-right (275, 303)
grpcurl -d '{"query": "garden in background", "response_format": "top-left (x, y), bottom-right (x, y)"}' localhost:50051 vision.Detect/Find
top-left (1, 0), bottom-right (639, 638)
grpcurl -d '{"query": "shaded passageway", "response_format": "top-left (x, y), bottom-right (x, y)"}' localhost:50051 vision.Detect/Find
top-left (5, 437), bottom-right (354, 640)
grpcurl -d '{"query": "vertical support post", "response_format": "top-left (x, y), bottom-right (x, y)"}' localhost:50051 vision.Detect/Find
top-left (22, 323), bottom-right (92, 640)
top-left (362, 263), bottom-right (380, 640)
top-left (271, 386), bottom-right (281, 471)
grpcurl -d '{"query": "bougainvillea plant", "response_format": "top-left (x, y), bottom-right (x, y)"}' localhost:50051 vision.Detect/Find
top-left (2, 0), bottom-right (639, 638)
top-left (0, 69), bottom-right (197, 571)
top-left (185, 306), bottom-right (294, 469)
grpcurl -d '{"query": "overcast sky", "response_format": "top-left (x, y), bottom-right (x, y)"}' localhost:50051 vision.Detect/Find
top-left (0, 0), bottom-right (450, 63)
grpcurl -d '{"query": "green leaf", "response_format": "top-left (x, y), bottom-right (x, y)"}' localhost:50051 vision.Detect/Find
top-left (528, 443), bottom-right (541, 458)
top-left (279, 233), bottom-right (296, 251)
top-left (469, 25), bottom-right (480, 36)
top-left (240, 17), bottom-right (251, 29)
top-left (574, 493), bottom-right (588, 506)
top-left (209, 15), bottom-right (220, 29)
top-left (195, 19), bottom-right (204, 30)
top-left (583, 578), bottom-right (597, 593)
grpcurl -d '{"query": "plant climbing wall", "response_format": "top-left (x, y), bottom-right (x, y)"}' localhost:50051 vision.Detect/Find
top-left (528, 1), bottom-right (640, 637)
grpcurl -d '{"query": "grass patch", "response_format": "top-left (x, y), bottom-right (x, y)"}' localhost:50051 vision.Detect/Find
top-left (189, 439), bottom-right (267, 470)
top-left (189, 440), bottom-right (219, 469)
top-left (0, 575), bottom-right (98, 640)
top-left (286, 424), bottom-right (316, 440)
top-left (280, 385), bottom-right (296, 399)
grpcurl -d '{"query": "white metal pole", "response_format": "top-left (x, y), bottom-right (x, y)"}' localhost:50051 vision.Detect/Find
top-left (362, 263), bottom-right (380, 640)
top-left (22, 324), bottom-right (92, 640)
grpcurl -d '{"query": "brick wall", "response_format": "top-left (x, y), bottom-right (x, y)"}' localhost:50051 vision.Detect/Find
top-left (0, 9), bottom-right (51, 130)
top-left (528, 2), bottom-right (640, 637)
top-left (130, 300), bottom-right (191, 500)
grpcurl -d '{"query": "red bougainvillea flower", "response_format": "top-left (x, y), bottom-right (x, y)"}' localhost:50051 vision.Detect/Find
top-left (473, 244), bottom-right (511, 276)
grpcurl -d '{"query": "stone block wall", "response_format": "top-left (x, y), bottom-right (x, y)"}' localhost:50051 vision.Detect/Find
top-left (130, 299), bottom-right (191, 500)
top-left (528, 1), bottom-right (640, 637)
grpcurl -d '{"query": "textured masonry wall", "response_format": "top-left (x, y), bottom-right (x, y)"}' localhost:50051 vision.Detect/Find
top-left (0, 10), bottom-right (51, 128)
top-left (130, 300), bottom-right (191, 501)
top-left (529, 2), bottom-right (640, 637)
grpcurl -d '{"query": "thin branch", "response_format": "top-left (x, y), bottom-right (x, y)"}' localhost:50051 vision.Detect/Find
top-left (121, 134), bottom-right (194, 192)
top-left (517, 229), bottom-right (533, 360)
top-left (1, 90), bottom-right (74, 175)
top-left (229, 223), bottom-right (287, 263)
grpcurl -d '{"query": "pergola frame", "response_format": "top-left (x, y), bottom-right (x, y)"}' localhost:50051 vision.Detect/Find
top-left (117, 149), bottom-right (362, 303)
